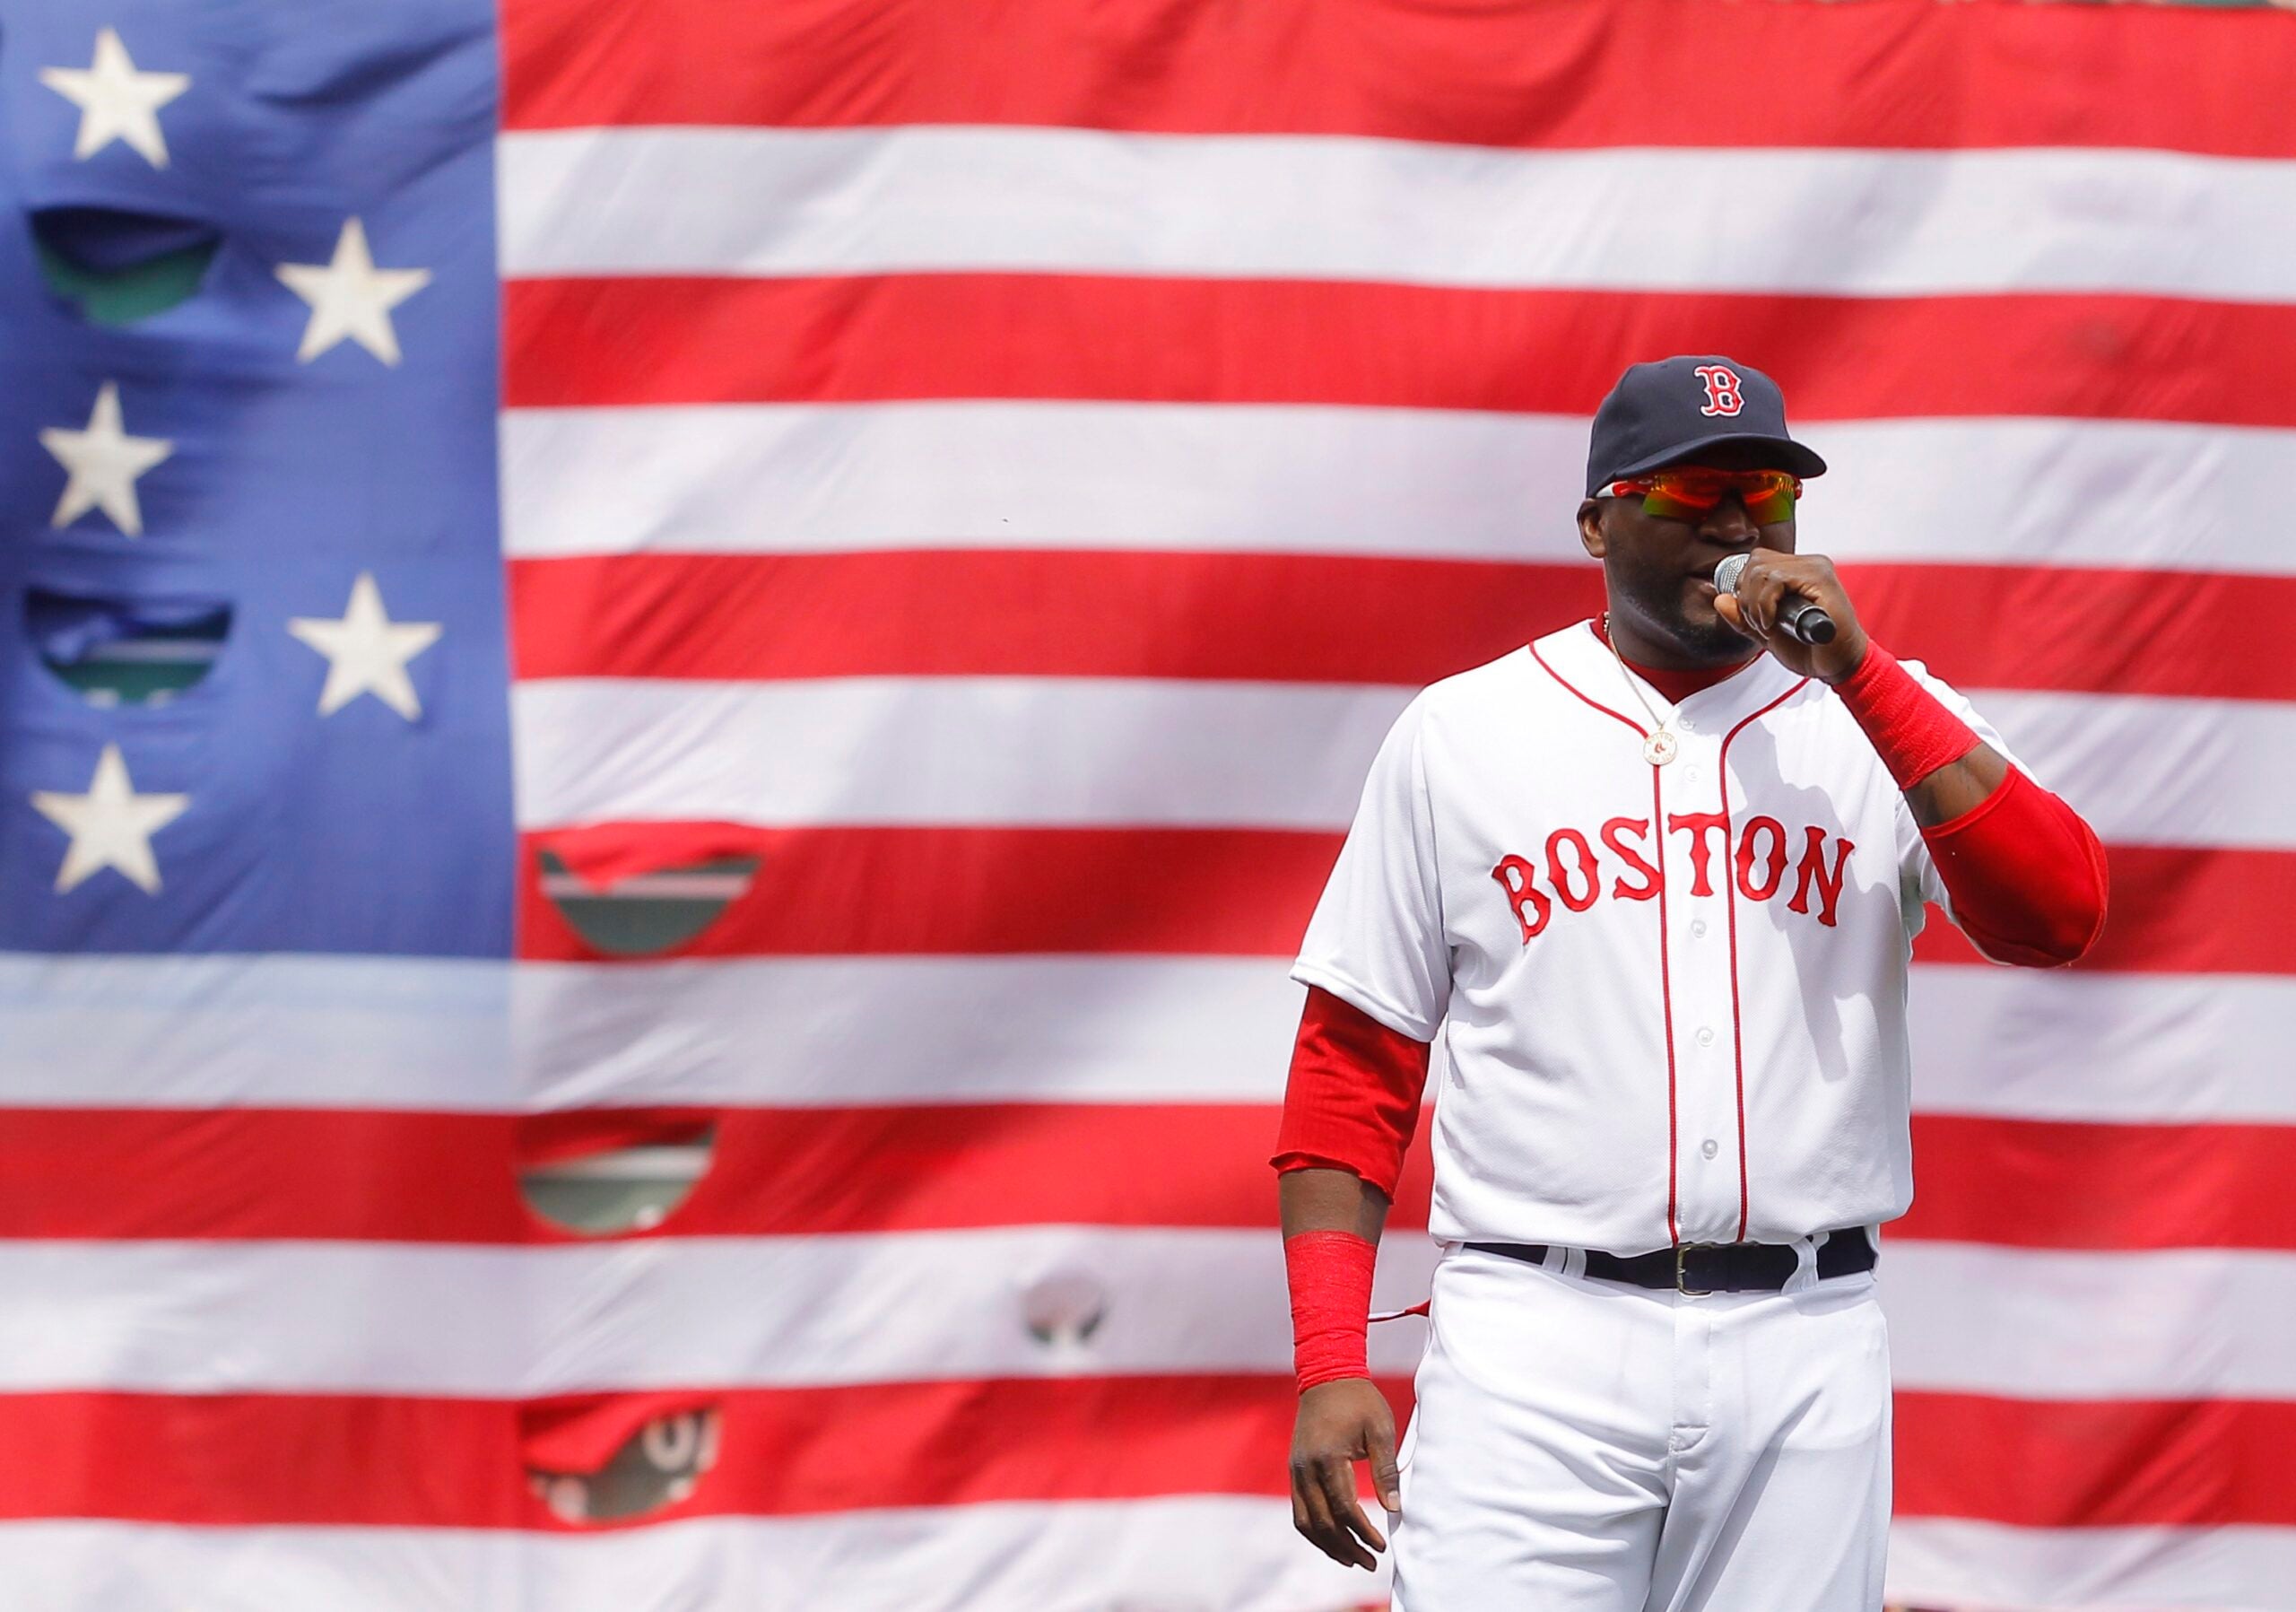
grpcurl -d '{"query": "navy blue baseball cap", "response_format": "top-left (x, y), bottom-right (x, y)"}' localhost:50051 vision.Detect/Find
top-left (1584, 355), bottom-right (1827, 497)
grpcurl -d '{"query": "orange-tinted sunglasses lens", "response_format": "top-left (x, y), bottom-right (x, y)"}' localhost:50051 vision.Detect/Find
top-left (1622, 469), bottom-right (1801, 525)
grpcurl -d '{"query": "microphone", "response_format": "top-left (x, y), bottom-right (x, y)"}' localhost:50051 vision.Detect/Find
top-left (1713, 553), bottom-right (1836, 645)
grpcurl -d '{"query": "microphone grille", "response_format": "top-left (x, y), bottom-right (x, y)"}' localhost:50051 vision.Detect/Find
top-left (1713, 553), bottom-right (1750, 592)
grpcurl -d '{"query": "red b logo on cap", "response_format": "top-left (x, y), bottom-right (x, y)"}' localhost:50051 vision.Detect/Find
top-left (1694, 365), bottom-right (1744, 417)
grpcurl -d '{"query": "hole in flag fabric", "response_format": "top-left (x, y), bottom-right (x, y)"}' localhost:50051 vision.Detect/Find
top-left (30, 207), bottom-right (218, 326)
top-left (515, 1110), bottom-right (718, 1236)
top-left (533, 830), bottom-right (762, 956)
top-left (27, 588), bottom-right (229, 706)
top-left (523, 1395), bottom-right (722, 1525)
top-left (1022, 1266), bottom-right (1112, 1350)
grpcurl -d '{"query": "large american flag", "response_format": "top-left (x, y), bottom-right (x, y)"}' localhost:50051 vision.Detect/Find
top-left (1, 0), bottom-right (2290, 1606)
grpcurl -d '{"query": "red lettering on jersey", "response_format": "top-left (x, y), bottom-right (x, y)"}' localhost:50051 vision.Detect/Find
top-left (1601, 816), bottom-right (1661, 902)
top-left (1665, 811), bottom-right (1729, 897)
top-left (1500, 820), bottom-right (1847, 936)
top-left (1788, 827), bottom-right (1855, 927)
top-left (1694, 364), bottom-right (1744, 417)
top-left (1735, 815), bottom-right (1788, 902)
top-left (1544, 828), bottom-right (1599, 911)
top-left (1492, 853), bottom-right (1550, 941)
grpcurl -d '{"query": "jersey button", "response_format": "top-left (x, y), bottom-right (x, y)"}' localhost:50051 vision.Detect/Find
top-left (1701, 1138), bottom-right (1719, 1159)
top-left (1696, 1027), bottom-right (1716, 1047)
top-left (1691, 919), bottom-right (1708, 938)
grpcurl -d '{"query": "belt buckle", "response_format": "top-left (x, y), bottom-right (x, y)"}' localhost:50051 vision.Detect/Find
top-left (1674, 1242), bottom-right (1719, 1296)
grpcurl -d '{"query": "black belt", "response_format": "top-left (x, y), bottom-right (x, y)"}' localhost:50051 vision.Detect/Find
top-left (1465, 1232), bottom-right (1876, 1295)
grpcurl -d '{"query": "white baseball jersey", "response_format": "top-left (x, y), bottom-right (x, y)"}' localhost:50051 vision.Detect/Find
top-left (1293, 619), bottom-right (2022, 1254)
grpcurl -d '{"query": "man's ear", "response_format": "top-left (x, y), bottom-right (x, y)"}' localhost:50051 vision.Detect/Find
top-left (1577, 499), bottom-right (1608, 559)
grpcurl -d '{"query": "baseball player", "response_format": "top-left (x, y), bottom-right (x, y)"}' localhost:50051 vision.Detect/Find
top-left (1275, 356), bottom-right (2108, 1608)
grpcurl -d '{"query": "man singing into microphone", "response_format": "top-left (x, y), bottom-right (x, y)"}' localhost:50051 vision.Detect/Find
top-left (1274, 355), bottom-right (2108, 1608)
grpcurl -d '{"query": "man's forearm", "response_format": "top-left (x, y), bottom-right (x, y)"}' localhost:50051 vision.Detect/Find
top-left (1280, 1166), bottom-right (1404, 1566)
top-left (1900, 738), bottom-right (2009, 829)
top-left (1831, 641), bottom-right (2106, 964)
top-left (1280, 1167), bottom-right (1389, 1393)
top-left (1829, 639), bottom-right (1991, 811)
top-left (1274, 988), bottom-right (1421, 1392)
top-left (1280, 1165), bottom-right (1390, 1242)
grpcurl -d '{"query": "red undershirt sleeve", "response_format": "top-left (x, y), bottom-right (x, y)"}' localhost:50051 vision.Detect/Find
top-left (1919, 765), bottom-right (2109, 968)
top-left (1271, 986), bottom-right (1433, 1198)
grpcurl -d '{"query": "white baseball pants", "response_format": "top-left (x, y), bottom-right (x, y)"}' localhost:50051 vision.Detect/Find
top-left (1388, 1242), bottom-right (1892, 1611)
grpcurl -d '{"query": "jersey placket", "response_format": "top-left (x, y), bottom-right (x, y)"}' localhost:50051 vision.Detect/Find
top-left (1656, 708), bottom-right (1745, 1249)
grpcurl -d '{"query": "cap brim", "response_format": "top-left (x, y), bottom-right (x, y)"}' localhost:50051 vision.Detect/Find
top-left (1609, 431), bottom-right (1828, 484)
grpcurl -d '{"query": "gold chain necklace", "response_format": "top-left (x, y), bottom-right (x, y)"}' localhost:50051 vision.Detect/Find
top-left (1600, 614), bottom-right (1679, 767)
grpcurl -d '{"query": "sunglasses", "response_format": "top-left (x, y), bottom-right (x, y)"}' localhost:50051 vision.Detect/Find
top-left (1599, 468), bottom-right (1803, 526)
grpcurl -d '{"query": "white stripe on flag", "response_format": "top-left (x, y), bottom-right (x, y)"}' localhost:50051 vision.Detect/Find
top-left (15, 1512), bottom-right (2296, 1612)
top-left (0, 1501), bottom-right (1384, 1612)
top-left (500, 401), bottom-right (2296, 577)
top-left (509, 674), bottom-right (2296, 849)
top-left (0, 954), bottom-right (1298, 1111)
top-left (0, 954), bottom-right (510, 1109)
top-left (1886, 1518), bottom-right (2296, 1611)
top-left (1909, 965), bottom-right (2296, 1126)
top-left (1885, 1241), bottom-right (2296, 1401)
top-left (509, 675), bottom-right (1404, 832)
top-left (4, 954), bottom-right (2287, 1120)
top-left (8, 1232), bottom-right (2296, 1399)
top-left (0, 1230), bottom-right (1436, 1394)
top-left (1972, 687), bottom-right (2296, 853)
top-left (498, 126), bottom-right (2296, 301)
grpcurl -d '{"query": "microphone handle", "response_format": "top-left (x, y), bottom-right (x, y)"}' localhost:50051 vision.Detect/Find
top-left (1777, 596), bottom-right (1838, 645)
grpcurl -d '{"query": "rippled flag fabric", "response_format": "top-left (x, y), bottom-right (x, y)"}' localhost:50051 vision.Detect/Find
top-left (3, 2), bottom-right (2293, 1608)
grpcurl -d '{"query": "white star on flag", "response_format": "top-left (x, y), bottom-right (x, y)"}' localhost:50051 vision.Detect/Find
top-left (38, 27), bottom-right (190, 169)
top-left (31, 744), bottom-right (190, 895)
top-left (275, 218), bottom-right (432, 365)
top-left (40, 381), bottom-right (173, 536)
top-left (288, 572), bottom-right (444, 720)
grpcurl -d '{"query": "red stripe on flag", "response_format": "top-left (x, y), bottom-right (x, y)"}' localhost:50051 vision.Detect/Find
top-left (0, 1378), bottom-right (1412, 1527)
top-left (518, 825), bottom-right (1340, 959)
top-left (9, 1103), bottom-right (2292, 1251)
top-left (511, 824), bottom-right (2296, 978)
top-left (1897, 1115), bottom-right (2296, 1252)
top-left (508, 551), bottom-right (2285, 704)
top-left (0, 1104), bottom-right (1435, 1243)
top-left (0, 1394), bottom-right (520, 1528)
top-left (506, 275), bottom-right (2296, 431)
top-left (0, 1110), bottom-right (527, 1243)
top-left (1912, 845), bottom-right (2296, 979)
top-left (498, 0), bottom-right (2296, 159)
top-left (505, 552), bottom-right (1587, 689)
top-left (5, 1384), bottom-right (2287, 1529)
top-left (1896, 1392), bottom-right (2296, 1529)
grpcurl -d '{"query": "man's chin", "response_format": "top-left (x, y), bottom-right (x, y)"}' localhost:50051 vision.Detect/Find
top-left (1662, 600), bottom-right (1760, 665)
top-left (1612, 585), bottom-right (1763, 667)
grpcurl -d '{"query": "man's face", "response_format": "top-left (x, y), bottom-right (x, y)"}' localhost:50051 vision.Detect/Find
top-left (1575, 452), bottom-right (1799, 663)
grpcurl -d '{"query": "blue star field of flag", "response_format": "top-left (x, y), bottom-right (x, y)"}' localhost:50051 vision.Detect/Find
top-left (0, 0), bottom-right (513, 957)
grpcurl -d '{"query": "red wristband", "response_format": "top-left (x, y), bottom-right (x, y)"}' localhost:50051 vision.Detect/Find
top-left (1285, 1229), bottom-right (1376, 1394)
top-left (1832, 642), bottom-right (1982, 790)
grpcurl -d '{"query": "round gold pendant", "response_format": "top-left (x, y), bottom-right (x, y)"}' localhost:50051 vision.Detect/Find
top-left (1643, 730), bottom-right (1678, 766)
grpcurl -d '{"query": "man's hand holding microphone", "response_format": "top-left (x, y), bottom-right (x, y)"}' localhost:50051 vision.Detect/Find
top-left (1712, 551), bottom-right (1871, 684)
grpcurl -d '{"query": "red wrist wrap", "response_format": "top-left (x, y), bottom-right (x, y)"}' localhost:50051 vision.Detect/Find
top-left (1833, 642), bottom-right (1982, 790)
top-left (1285, 1229), bottom-right (1376, 1394)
